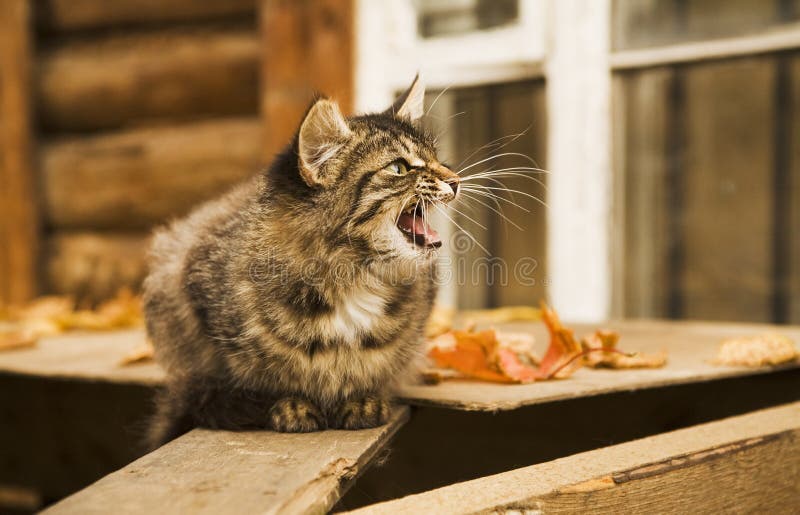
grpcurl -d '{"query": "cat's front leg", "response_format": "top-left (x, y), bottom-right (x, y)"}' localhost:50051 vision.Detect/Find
top-left (331, 396), bottom-right (391, 430)
top-left (268, 397), bottom-right (327, 432)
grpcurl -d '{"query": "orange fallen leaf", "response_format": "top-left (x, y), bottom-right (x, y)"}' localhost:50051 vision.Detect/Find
top-left (426, 302), bottom-right (668, 384)
top-left (537, 302), bottom-right (584, 378)
top-left (428, 330), bottom-right (517, 383)
top-left (581, 330), bottom-right (667, 369)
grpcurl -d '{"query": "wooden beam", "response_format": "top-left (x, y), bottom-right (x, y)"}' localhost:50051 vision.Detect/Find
top-left (43, 408), bottom-right (409, 515)
top-left (260, 0), bottom-right (354, 160)
top-left (345, 402), bottom-right (800, 514)
top-left (44, 232), bottom-right (151, 305)
top-left (41, 118), bottom-right (262, 230)
top-left (0, 0), bottom-right (38, 306)
top-left (38, 27), bottom-right (259, 132)
top-left (37, 0), bottom-right (255, 33)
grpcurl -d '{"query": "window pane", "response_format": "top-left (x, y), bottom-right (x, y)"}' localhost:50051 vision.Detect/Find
top-left (615, 53), bottom-right (800, 323)
top-left (424, 81), bottom-right (547, 309)
top-left (416, 0), bottom-right (518, 38)
top-left (612, 0), bottom-right (800, 50)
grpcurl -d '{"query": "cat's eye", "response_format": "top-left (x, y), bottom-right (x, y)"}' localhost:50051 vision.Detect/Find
top-left (386, 161), bottom-right (408, 175)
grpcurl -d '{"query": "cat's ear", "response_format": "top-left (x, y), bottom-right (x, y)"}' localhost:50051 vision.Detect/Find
top-left (386, 73), bottom-right (425, 121)
top-left (297, 98), bottom-right (351, 186)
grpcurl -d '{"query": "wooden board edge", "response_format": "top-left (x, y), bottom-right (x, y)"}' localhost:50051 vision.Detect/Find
top-left (274, 406), bottom-right (410, 515)
top-left (345, 401), bottom-right (800, 514)
top-left (397, 360), bottom-right (800, 411)
top-left (42, 407), bottom-right (409, 515)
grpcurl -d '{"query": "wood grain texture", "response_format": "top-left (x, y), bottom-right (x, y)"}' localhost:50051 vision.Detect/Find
top-left (44, 232), bottom-right (151, 304)
top-left (450, 87), bottom-right (492, 309)
top-left (1, 320), bottom-right (798, 412)
top-left (44, 408), bottom-right (409, 515)
top-left (619, 67), bottom-right (674, 318)
top-left (41, 117), bottom-right (262, 230)
top-left (681, 58), bottom-right (775, 322)
top-left (790, 55), bottom-right (800, 324)
top-left (492, 81), bottom-right (548, 308)
top-left (0, 0), bottom-right (38, 306)
top-left (37, 26), bottom-right (259, 131)
top-left (260, 0), bottom-right (354, 160)
top-left (346, 402), bottom-right (800, 514)
top-left (37, 0), bottom-right (255, 32)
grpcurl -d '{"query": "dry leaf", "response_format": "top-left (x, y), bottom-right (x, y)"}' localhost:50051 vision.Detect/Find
top-left (537, 302), bottom-right (584, 378)
top-left (715, 334), bottom-right (799, 367)
top-left (581, 330), bottom-right (667, 369)
top-left (59, 288), bottom-right (143, 331)
top-left (426, 302), bottom-right (668, 384)
top-left (119, 339), bottom-right (155, 366)
top-left (428, 330), bottom-right (517, 383)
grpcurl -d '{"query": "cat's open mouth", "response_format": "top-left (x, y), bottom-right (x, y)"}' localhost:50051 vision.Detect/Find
top-left (397, 203), bottom-right (441, 248)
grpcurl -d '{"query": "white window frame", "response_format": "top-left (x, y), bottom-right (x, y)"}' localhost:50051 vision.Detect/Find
top-left (355, 0), bottom-right (614, 322)
top-left (356, 2), bottom-right (800, 322)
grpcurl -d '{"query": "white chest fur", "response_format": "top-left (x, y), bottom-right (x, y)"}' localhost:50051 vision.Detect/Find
top-left (322, 281), bottom-right (388, 343)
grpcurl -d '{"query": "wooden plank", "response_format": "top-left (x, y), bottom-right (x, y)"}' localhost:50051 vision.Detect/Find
top-left (492, 81), bottom-right (548, 308)
top-left (791, 55), bottom-right (800, 324)
top-left (1, 320), bottom-right (798, 411)
top-left (37, 26), bottom-right (259, 132)
top-left (44, 232), bottom-right (151, 304)
top-left (44, 408), bottom-right (409, 515)
top-left (42, 117), bottom-right (262, 230)
top-left (619, 67), bottom-right (674, 318)
top-left (260, 0), bottom-right (354, 160)
top-left (681, 58), bottom-right (775, 321)
top-left (451, 86), bottom-right (492, 309)
top-left (345, 401), bottom-right (800, 514)
top-left (0, 0), bottom-right (38, 306)
top-left (37, 0), bottom-right (255, 32)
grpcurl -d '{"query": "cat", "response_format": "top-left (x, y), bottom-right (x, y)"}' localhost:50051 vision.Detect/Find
top-left (143, 75), bottom-right (460, 448)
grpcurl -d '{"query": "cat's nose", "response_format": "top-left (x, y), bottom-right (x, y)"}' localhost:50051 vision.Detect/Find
top-left (445, 178), bottom-right (459, 196)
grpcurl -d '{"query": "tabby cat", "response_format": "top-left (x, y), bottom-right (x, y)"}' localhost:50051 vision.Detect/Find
top-left (143, 76), bottom-right (460, 447)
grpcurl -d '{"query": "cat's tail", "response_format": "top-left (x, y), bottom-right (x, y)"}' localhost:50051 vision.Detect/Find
top-left (145, 378), bottom-right (196, 451)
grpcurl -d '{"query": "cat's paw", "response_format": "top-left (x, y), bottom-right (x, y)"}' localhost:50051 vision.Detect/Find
top-left (332, 396), bottom-right (391, 430)
top-left (268, 398), bottom-right (326, 432)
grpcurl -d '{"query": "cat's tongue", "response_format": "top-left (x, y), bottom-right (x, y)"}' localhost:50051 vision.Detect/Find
top-left (398, 212), bottom-right (441, 248)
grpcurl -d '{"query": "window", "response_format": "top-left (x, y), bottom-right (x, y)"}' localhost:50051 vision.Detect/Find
top-left (612, 0), bottom-right (800, 324)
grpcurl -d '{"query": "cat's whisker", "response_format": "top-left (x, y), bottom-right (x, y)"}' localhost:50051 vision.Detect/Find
top-left (457, 191), bottom-right (523, 231)
top-left (425, 85), bottom-right (451, 117)
top-left (468, 185), bottom-right (549, 209)
top-left (462, 165), bottom-right (551, 177)
top-left (459, 185), bottom-right (532, 212)
top-left (434, 203), bottom-right (490, 256)
top-left (456, 152), bottom-right (540, 176)
top-left (461, 172), bottom-right (548, 192)
top-left (443, 202), bottom-right (487, 230)
top-left (454, 129), bottom-right (531, 171)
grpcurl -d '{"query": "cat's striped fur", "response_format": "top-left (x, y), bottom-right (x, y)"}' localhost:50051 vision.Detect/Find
top-left (143, 76), bottom-right (459, 447)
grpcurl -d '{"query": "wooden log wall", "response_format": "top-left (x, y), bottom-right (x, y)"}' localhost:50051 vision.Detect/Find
top-left (0, 0), bottom-right (38, 306)
top-left (31, 0), bottom-right (263, 302)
